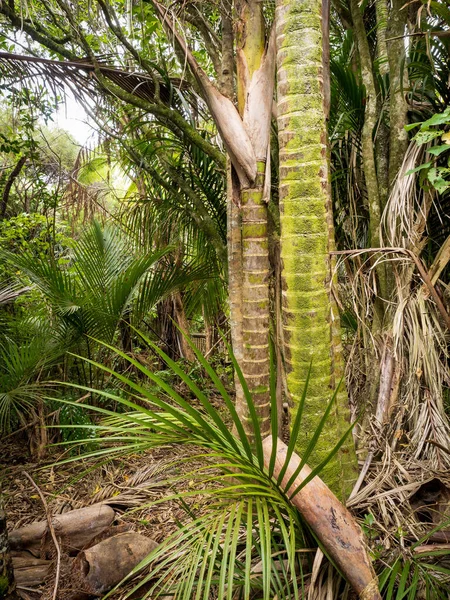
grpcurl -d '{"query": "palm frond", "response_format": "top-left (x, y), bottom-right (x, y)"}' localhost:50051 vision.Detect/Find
top-left (0, 51), bottom-right (199, 111)
top-left (47, 333), bottom-right (362, 600)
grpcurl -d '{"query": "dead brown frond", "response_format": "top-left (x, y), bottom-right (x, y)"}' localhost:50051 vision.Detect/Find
top-left (62, 146), bottom-right (108, 226)
top-left (338, 137), bottom-right (450, 555)
top-left (0, 51), bottom-right (196, 109)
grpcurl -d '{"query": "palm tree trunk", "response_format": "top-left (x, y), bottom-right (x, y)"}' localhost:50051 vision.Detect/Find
top-left (239, 162), bottom-right (271, 435)
top-left (153, 0), bottom-right (274, 438)
top-left (275, 0), bottom-right (357, 497)
top-left (233, 0), bottom-right (274, 437)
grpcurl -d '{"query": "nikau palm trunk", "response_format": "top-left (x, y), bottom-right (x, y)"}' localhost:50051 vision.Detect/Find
top-left (275, 0), bottom-right (357, 496)
top-left (240, 161), bottom-right (271, 435)
top-left (234, 0), bottom-right (273, 437)
top-left (154, 1), bottom-right (273, 437)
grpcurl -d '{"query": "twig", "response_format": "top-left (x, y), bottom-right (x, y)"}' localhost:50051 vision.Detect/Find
top-left (22, 471), bottom-right (61, 600)
top-left (17, 586), bottom-right (43, 595)
top-left (204, 327), bottom-right (231, 358)
top-left (386, 30), bottom-right (450, 42)
top-left (349, 452), bottom-right (374, 500)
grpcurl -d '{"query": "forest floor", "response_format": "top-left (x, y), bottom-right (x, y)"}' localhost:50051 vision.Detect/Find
top-left (2, 435), bottom-right (206, 599)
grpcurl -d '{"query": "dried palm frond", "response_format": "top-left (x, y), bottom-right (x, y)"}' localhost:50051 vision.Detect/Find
top-left (0, 51), bottom-right (197, 110)
top-left (348, 442), bottom-right (450, 547)
top-left (89, 460), bottom-right (175, 507)
top-left (381, 142), bottom-right (428, 250)
top-left (62, 146), bottom-right (109, 225)
top-left (382, 143), bottom-right (450, 470)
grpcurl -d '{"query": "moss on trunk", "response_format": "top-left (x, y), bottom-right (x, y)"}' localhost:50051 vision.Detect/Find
top-left (275, 0), bottom-right (357, 498)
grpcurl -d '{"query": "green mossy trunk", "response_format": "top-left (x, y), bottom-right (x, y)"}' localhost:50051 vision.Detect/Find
top-left (275, 0), bottom-right (357, 497)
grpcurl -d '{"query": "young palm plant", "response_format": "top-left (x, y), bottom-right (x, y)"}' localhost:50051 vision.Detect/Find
top-left (53, 330), bottom-right (357, 600)
top-left (1, 221), bottom-right (209, 363)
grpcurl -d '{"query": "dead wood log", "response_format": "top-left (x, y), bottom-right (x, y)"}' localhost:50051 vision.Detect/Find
top-left (9, 504), bottom-right (115, 557)
top-left (262, 436), bottom-right (381, 600)
top-left (12, 552), bottom-right (51, 587)
top-left (71, 532), bottom-right (158, 597)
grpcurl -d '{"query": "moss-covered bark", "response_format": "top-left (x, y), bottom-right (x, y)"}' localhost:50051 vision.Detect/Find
top-left (275, 0), bottom-right (357, 497)
top-left (387, 0), bottom-right (408, 188)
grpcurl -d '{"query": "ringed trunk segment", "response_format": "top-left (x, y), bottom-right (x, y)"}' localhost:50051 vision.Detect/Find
top-left (275, 0), bottom-right (356, 497)
top-left (263, 437), bottom-right (381, 600)
top-left (239, 161), bottom-right (271, 438)
top-left (228, 163), bottom-right (246, 421)
top-left (233, 0), bottom-right (274, 440)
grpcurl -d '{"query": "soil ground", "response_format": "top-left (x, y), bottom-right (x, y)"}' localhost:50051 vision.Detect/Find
top-left (2, 435), bottom-right (204, 599)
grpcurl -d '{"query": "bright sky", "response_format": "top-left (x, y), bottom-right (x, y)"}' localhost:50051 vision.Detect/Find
top-left (54, 92), bottom-right (94, 146)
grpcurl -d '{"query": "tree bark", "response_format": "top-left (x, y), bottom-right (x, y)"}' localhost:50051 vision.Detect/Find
top-left (173, 291), bottom-right (196, 362)
top-left (275, 0), bottom-right (357, 497)
top-left (387, 0), bottom-right (409, 188)
top-left (239, 162), bottom-right (271, 435)
top-left (0, 155), bottom-right (27, 219)
top-left (350, 0), bottom-right (388, 329)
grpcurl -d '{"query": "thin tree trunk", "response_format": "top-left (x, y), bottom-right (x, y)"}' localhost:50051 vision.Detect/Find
top-left (233, 0), bottom-right (274, 438)
top-left (0, 155), bottom-right (27, 219)
top-left (173, 292), bottom-right (195, 362)
top-left (387, 0), bottom-right (409, 188)
top-left (275, 0), bottom-right (357, 497)
top-left (350, 0), bottom-right (388, 329)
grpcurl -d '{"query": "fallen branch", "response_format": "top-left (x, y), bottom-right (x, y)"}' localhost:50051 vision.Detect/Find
top-left (9, 503), bottom-right (115, 556)
top-left (262, 436), bottom-right (381, 600)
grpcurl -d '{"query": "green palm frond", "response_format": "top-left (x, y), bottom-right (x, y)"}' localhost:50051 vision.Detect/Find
top-left (377, 523), bottom-right (450, 600)
top-left (0, 334), bottom-right (62, 432)
top-left (1, 221), bottom-right (210, 345)
top-left (48, 332), bottom-right (356, 600)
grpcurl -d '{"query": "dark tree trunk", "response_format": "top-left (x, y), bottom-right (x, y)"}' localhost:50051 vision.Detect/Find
top-left (0, 155), bottom-right (27, 219)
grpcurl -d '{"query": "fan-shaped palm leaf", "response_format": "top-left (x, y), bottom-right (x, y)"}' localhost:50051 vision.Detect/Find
top-left (49, 332), bottom-right (356, 600)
